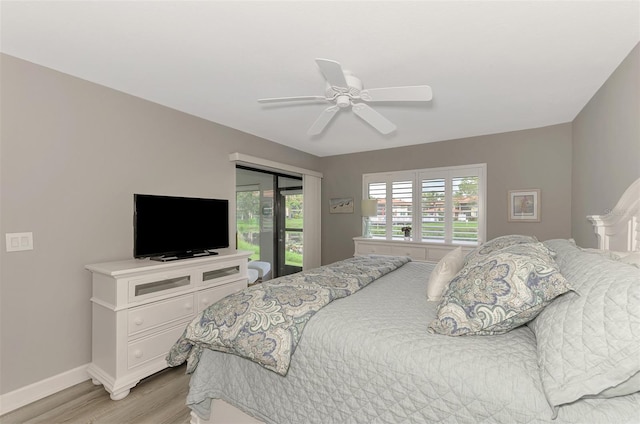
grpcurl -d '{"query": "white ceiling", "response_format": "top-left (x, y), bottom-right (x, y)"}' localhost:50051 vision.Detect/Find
top-left (2, 1), bottom-right (639, 157)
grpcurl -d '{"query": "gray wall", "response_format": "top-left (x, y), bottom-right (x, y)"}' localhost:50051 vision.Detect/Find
top-left (571, 43), bottom-right (640, 248)
top-left (0, 54), bottom-right (320, 394)
top-left (321, 124), bottom-right (573, 264)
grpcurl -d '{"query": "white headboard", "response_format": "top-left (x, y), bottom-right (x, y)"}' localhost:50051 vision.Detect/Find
top-left (587, 177), bottom-right (640, 252)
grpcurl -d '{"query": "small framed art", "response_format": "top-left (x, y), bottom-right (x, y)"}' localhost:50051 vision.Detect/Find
top-left (508, 189), bottom-right (540, 222)
top-left (329, 197), bottom-right (354, 214)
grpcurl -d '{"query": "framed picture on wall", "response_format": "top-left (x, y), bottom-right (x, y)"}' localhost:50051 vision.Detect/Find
top-left (508, 189), bottom-right (540, 222)
top-left (329, 197), bottom-right (354, 214)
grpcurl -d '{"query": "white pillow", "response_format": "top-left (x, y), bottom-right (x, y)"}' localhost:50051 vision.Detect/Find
top-left (535, 239), bottom-right (640, 410)
top-left (619, 251), bottom-right (640, 267)
top-left (580, 247), bottom-right (640, 268)
top-left (426, 247), bottom-right (463, 301)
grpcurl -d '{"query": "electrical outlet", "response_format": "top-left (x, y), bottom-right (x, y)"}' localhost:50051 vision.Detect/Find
top-left (5, 232), bottom-right (33, 252)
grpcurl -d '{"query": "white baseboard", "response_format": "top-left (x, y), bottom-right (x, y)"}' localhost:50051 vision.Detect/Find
top-left (0, 364), bottom-right (90, 416)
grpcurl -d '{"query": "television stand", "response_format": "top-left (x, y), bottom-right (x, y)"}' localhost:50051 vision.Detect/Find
top-left (86, 250), bottom-right (252, 400)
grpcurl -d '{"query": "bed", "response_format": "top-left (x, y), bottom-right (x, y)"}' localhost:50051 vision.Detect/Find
top-left (167, 177), bottom-right (640, 424)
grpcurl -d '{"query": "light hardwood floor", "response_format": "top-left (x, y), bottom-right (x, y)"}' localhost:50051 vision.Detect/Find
top-left (1, 366), bottom-right (191, 424)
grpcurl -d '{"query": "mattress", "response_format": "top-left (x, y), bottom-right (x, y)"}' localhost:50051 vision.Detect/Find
top-left (185, 261), bottom-right (640, 423)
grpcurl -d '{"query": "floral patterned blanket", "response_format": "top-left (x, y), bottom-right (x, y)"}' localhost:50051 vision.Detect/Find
top-left (166, 255), bottom-right (410, 375)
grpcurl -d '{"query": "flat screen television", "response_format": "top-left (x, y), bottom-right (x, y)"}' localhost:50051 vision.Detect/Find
top-left (134, 194), bottom-right (229, 261)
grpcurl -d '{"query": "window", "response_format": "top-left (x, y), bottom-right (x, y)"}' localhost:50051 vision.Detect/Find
top-left (363, 164), bottom-right (486, 245)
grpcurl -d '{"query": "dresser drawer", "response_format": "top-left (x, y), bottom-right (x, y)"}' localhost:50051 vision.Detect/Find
top-left (357, 243), bottom-right (393, 256)
top-left (391, 246), bottom-right (427, 261)
top-left (127, 270), bottom-right (192, 302)
top-left (128, 294), bottom-right (195, 335)
top-left (198, 262), bottom-right (243, 287)
top-left (197, 280), bottom-right (246, 312)
top-left (127, 325), bottom-right (185, 369)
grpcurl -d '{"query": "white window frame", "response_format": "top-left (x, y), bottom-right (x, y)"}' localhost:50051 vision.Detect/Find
top-left (363, 164), bottom-right (486, 246)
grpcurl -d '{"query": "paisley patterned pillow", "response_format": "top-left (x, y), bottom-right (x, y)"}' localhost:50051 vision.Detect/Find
top-left (463, 234), bottom-right (538, 267)
top-left (428, 243), bottom-right (572, 336)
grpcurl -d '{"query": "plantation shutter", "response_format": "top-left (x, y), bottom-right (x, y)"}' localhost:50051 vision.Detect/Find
top-left (421, 178), bottom-right (446, 241)
top-left (451, 175), bottom-right (479, 243)
top-left (367, 182), bottom-right (386, 238)
top-left (391, 180), bottom-right (413, 239)
top-left (363, 164), bottom-right (485, 245)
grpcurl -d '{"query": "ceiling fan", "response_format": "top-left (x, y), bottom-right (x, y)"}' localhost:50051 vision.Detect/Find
top-left (258, 58), bottom-right (433, 136)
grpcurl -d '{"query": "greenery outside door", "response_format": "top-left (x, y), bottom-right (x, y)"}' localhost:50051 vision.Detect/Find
top-left (277, 184), bottom-right (303, 276)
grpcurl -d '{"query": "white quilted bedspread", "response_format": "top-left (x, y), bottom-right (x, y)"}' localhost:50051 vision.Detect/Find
top-left (186, 262), bottom-right (640, 424)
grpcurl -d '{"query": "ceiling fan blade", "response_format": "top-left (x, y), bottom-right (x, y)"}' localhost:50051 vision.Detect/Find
top-left (307, 105), bottom-right (340, 135)
top-left (258, 95), bottom-right (327, 103)
top-left (360, 85), bottom-right (433, 102)
top-left (352, 103), bottom-right (396, 134)
top-left (315, 58), bottom-right (349, 89)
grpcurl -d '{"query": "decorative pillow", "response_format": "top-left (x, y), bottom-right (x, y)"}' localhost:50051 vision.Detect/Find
top-left (428, 242), bottom-right (572, 336)
top-left (426, 247), bottom-right (463, 301)
top-left (533, 239), bottom-right (640, 410)
top-left (463, 234), bottom-right (538, 266)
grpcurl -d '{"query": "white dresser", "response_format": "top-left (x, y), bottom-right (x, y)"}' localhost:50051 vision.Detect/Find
top-left (353, 237), bottom-right (474, 262)
top-left (86, 250), bottom-right (252, 400)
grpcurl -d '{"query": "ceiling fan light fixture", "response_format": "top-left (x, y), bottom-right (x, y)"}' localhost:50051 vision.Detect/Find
top-left (336, 95), bottom-right (351, 108)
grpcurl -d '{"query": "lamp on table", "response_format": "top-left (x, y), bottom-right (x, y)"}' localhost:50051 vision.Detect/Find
top-left (361, 199), bottom-right (378, 238)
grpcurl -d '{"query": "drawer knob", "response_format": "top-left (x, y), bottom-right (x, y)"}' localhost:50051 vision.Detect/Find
top-left (185, 303), bottom-right (193, 310)
top-left (201, 298), bottom-right (209, 305)
top-left (133, 349), bottom-right (143, 359)
top-left (134, 317), bottom-right (144, 326)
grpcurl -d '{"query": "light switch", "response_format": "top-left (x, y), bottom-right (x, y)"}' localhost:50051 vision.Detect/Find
top-left (5, 232), bottom-right (33, 252)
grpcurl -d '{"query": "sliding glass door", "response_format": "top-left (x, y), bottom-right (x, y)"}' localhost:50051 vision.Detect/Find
top-left (236, 167), bottom-right (303, 278)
